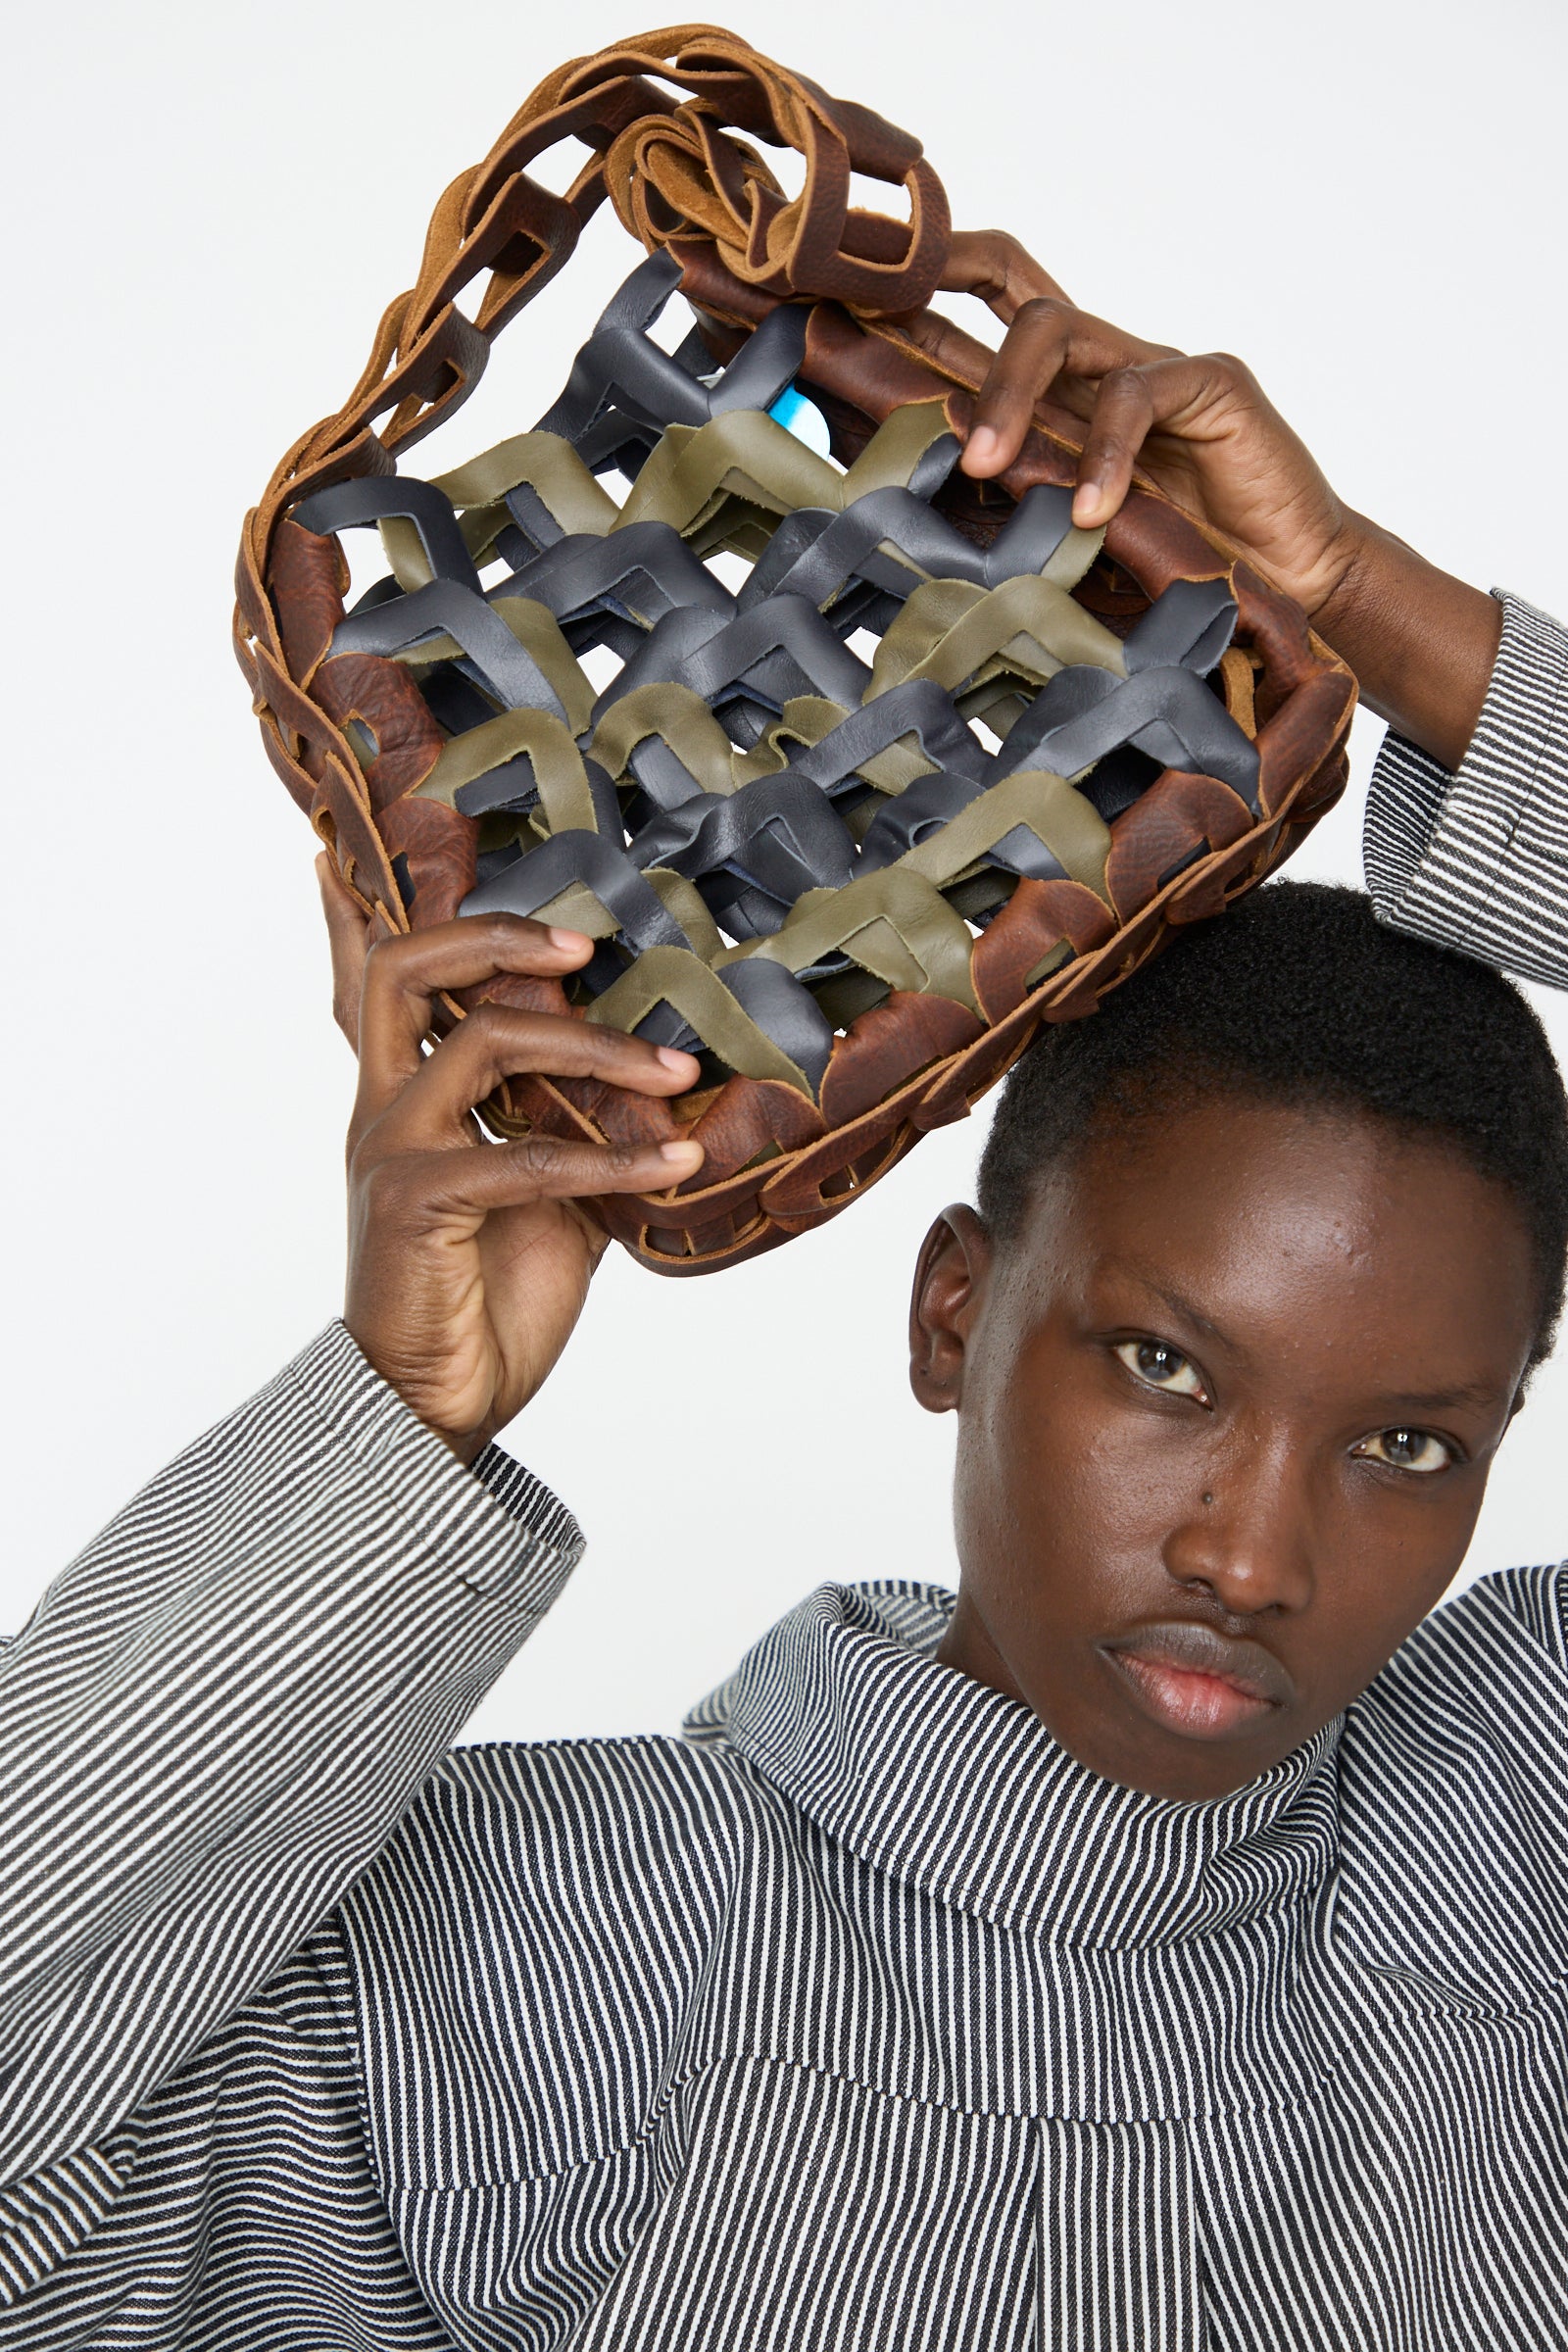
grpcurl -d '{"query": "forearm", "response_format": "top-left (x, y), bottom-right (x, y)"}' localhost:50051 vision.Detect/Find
top-left (1306, 514), bottom-right (1502, 774)
top-left (0, 1321), bottom-right (580, 2186)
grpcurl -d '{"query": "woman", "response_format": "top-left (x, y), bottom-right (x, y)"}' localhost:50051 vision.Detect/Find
top-left (2, 238), bottom-right (1565, 2347)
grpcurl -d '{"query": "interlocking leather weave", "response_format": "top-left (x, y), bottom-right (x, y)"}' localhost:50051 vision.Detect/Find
top-left (235, 25), bottom-right (1355, 1274)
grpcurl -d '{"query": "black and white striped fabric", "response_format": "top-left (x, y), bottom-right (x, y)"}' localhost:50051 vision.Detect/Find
top-left (1364, 590), bottom-right (1568, 984)
top-left (3, 589), bottom-right (1568, 2346)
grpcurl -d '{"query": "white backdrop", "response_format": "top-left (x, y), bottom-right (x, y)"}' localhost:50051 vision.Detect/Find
top-left (5, 0), bottom-right (1566, 1739)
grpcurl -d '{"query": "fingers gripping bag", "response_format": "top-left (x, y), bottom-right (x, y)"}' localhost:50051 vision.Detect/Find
top-left (235, 25), bottom-right (1355, 1274)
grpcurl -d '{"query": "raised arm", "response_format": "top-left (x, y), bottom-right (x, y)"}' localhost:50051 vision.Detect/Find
top-left (0, 908), bottom-right (702, 2192)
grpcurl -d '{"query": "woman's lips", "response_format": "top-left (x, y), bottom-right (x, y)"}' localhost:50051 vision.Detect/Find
top-left (1100, 1621), bottom-right (1295, 1741)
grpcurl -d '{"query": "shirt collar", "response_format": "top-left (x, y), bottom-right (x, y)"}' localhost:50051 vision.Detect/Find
top-left (687, 1580), bottom-right (1342, 1944)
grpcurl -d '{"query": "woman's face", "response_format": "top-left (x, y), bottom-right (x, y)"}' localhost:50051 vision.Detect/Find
top-left (911, 1097), bottom-right (1540, 1799)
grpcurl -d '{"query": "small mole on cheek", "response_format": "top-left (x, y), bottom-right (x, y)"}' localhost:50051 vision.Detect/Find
top-left (1201, 1492), bottom-right (1214, 1507)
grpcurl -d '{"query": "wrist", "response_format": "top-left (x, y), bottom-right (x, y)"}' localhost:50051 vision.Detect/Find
top-left (341, 1313), bottom-right (504, 1470)
top-left (1299, 513), bottom-right (1501, 773)
top-left (1303, 512), bottom-right (1381, 636)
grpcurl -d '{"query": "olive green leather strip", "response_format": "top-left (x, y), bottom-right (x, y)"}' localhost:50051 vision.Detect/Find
top-left (722, 868), bottom-right (980, 1013)
top-left (611, 402), bottom-right (961, 546)
top-left (684, 505), bottom-right (795, 568)
top-left (379, 514), bottom-right (438, 593)
top-left (588, 684), bottom-right (744, 794)
top-left (836, 402), bottom-right (954, 497)
top-left (895, 769), bottom-right (1112, 899)
top-left (645, 867), bottom-right (725, 960)
top-left (870, 574), bottom-right (1127, 700)
top-left (521, 879), bottom-right (622, 939)
top-left (433, 432), bottom-right (618, 534)
top-left (613, 412), bottom-right (841, 541)
top-left (583, 946), bottom-right (813, 1092)
top-left (413, 707), bottom-right (596, 821)
top-left (1038, 518), bottom-right (1104, 593)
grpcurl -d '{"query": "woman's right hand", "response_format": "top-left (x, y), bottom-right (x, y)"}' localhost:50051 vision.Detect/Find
top-left (318, 858), bottom-right (702, 1460)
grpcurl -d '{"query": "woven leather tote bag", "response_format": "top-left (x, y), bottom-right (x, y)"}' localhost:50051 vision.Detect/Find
top-left (235, 25), bottom-right (1355, 1273)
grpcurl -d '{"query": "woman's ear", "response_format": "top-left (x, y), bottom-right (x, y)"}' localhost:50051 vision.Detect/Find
top-left (908, 1204), bottom-right (993, 1416)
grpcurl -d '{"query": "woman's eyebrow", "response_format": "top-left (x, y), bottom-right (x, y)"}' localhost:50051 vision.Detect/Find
top-left (1362, 1378), bottom-right (1508, 1416)
top-left (1115, 1267), bottom-right (1232, 1349)
top-left (1113, 1268), bottom-right (1510, 1415)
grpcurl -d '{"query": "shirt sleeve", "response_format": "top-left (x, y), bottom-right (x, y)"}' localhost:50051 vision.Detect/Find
top-left (0, 1321), bottom-right (582, 2194)
top-left (1363, 590), bottom-right (1568, 989)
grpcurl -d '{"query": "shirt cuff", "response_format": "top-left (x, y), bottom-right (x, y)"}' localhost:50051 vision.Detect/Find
top-left (471, 1440), bottom-right (577, 1548)
top-left (1363, 590), bottom-right (1568, 989)
top-left (286, 1321), bottom-right (583, 1596)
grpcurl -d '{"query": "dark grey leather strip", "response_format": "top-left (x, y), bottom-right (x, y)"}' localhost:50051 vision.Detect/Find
top-left (460, 827), bottom-right (691, 953)
top-left (291, 477), bottom-right (479, 594)
top-left (785, 679), bottom-right (992, 791)
top-left (996, 662), bottom-right (1260, 807)
top-left (631, 770), bottom-right (858, 904)
top-left (1122, 576), bottom-right (1239, 675)
top-left (737, 479), bottom-right (1080, 616)
top-left (488, 520), bottom-right (732, 632)
top-left (332, 581), bottom-right (569, 718)
top-left (535, 250), bottom-right (808, 452)
top-left (455, 755), bottom-right (622, 839)
top-left (596, 595), bottom-right (871, 721)
top-left (716, 956), bottom-right (835, 1091)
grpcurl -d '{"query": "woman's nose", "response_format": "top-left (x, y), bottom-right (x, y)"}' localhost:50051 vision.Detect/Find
top-left (1160, 1436), bottom-right (1317, 1617)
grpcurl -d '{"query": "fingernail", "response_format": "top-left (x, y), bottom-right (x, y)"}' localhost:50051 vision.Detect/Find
top-left (656, 1046), bottom-right (698, 1073)
top-left (659, 1139), bottom-right (703, 1161)
top-left (548, 926), bottom-right (591, 951)
top-left (963, 425), bottom-right (1001, 472)
top-left (1072, 479), bottom-right (1104, 524)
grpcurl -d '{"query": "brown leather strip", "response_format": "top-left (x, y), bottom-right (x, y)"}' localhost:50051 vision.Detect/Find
top-left (313, 655), bottom-right (445, 815)
top-left (268, 522), bottom-right (348, 686)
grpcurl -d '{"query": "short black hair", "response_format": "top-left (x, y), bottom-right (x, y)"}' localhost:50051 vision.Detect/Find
top-left (977, 881), bottom-right (1568, 1373)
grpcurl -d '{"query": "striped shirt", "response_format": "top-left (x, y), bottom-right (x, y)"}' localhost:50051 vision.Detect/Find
top-left (3, 590), bottom-right (1567, 2347)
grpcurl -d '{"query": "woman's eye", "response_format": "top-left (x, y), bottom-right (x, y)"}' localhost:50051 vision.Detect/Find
top-left (1114, 1339), bottom-right (1207, 1399)
top-left (1353, 1427), bottom-right (1455, 1476)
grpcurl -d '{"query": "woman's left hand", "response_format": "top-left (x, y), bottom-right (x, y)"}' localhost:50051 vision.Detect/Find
top-left (903, 228), bottom-right (1361, 622)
